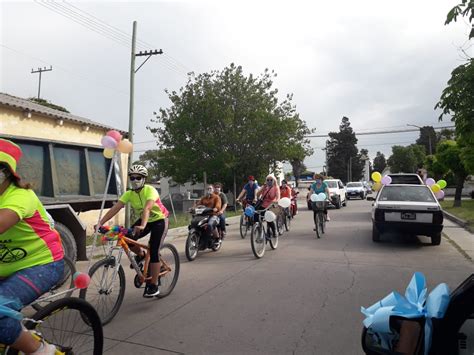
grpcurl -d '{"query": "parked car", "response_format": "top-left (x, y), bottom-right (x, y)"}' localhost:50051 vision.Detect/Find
top-left (346, 182), bottom-right (366, 200)
top-left (368, 184), bottom-right (443, 245)
top-left (387, 173), bottom-right (424, 185)
top-left (306, 179), bottom-right (347, 209)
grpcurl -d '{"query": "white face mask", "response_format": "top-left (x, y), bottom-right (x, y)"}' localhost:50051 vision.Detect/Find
top-left (0, 171), bottom-right (7, 185)
top-left (215, 188), bottom-right (221, 193)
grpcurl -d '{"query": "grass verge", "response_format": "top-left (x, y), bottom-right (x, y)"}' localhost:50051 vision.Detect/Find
top-left (440, 200), bottom-right (474, 228)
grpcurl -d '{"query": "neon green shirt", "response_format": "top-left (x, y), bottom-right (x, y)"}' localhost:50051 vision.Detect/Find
top-left (119, 185), bottom-right (166, 224)
top-left (0, 184), bottom-right (64, 277)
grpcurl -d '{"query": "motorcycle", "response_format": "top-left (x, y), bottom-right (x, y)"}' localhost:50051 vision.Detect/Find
top-left (185, 205), bottom-right (223, 261)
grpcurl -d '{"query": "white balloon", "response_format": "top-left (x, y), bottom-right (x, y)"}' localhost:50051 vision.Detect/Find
top-left (278, 197), bottom-right (291, 208)
top-left (264, 210), bottom-right (276, 223)
top-left (310, 194), bottom-right (318, 202)
top-left (318, 193), bottom-right (327, 201)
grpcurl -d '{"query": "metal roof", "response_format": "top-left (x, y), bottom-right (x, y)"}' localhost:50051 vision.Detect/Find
top-left (0, 92), bottom-right (127, 134)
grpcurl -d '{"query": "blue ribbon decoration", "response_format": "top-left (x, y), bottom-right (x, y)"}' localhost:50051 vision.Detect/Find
top-left (361, 272), bottom-right (451, 355)
top-left (0, 295), bottom-right (23, 321)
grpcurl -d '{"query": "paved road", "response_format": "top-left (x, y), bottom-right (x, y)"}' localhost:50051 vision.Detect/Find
top-left (95, 199), bottom-right (471, 354)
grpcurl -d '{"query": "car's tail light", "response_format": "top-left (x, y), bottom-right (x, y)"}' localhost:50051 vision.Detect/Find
top-left (374, 209), bottom-right (385, 222)
top-left (433, 211), bottom-right (443, 224)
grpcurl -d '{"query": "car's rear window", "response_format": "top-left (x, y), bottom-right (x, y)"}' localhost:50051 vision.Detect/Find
top-left (379, 186), bottom-right (436, 202)
top-left (326, 181), bottom-right (338, 188)
top-left (347, 182), bottom-right (362, 187)
top-left (388, 175), bottom-right (422, 184)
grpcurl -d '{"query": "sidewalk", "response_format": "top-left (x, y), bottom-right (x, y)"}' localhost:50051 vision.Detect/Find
top-left (442, 218), bottom-right (474, 263)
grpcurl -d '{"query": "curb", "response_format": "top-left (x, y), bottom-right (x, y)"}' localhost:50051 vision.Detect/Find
top-left (442, 210), bottom-right (472, 233)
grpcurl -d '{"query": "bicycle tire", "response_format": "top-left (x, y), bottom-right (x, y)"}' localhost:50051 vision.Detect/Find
top-left (156, 243), bottom-right (180, 298)
top-left (22, 297), bottom-right (103, 355)
top-left (313, 212), bottom-right (320, 238)
top-left (185, 231), bottom-right (199, 261)
top-left (269, 226), bottom-right (278, 250)
top-left (239, 214), bottom-right (248, 239)
top-left (32, 255), bottom-right (76, 311)
top-left (250, 222), bottom-right (265, 258)
top-left (79, 257), bottom-right (126, 325)
top-left (284, 211), bottom-right (291, 232)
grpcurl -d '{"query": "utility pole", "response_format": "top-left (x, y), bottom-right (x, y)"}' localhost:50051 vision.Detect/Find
top-left (31, 66), bottom-right (52, 99)
top-left (125, 20), bottom-right (163, 227)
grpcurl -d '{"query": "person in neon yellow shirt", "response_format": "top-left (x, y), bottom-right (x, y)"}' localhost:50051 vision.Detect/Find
top-left (98, 164), bottom-right (169, 298)
top-left (0, 139), bottom-right (65, 354)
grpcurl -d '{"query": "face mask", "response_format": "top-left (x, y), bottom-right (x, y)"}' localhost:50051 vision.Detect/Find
top-left (215, 188), bottom-right (221, 193)
top-left (207, 188), bottom-right (214, 196)
top-left (0, 171), bottom-right (7, 185)
top-left (131, 179), bottom-right (145, 190)
top-left (316, 179), bottom-right (322, 184)
top-left (266, 180), bottom-right (273, 187)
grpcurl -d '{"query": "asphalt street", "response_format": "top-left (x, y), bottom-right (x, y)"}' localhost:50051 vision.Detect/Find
top-left (88, 199), bottom-right (472, 355)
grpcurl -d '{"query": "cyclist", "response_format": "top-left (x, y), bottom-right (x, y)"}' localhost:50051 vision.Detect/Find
top-left (310, 173), bottom-right (331, 223)
top-left (213, 183), bottom-right (228, 239)
top-left (196, 185), bottom-right (222, 245)
top-left (0, 139), bottom-right (65, 354)
top-left (255, 174), bottom-right (280, 238)
top-left (96, 165), bottom-right (169, 298)
top-left (237, 175), bottom-right (259, 206)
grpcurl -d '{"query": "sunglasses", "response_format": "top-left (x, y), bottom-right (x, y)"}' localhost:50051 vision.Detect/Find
top-left (266, 179), bottom-right (273, 182)
top-left (130, 176), bottom-right (144, 181)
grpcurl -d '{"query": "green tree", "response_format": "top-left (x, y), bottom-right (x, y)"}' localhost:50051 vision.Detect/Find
top-left (415, 126), bottom-right (437, 155)
top-left (435, 140), bottom-right (469, 207)
top-left (373, 151), bottom-right (387, 173)
top-left (387, 145), bottom-right (426, 173)
top-left (133, 150), bottom-right (161, 182)
top-left (326, 117), bottom-right (364, 183)
top-left (289, 158), bottom-right (306, 187)
top-left (148, 64), bottom-right (313, 189)
top-left (437, 128), bottom-right (455, 141)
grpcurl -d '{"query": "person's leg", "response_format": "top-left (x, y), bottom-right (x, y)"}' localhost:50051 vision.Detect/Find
top-left (209, 216), bottom-right (219, 239)
top-left (219, 214), bottom-right (226, 233)
top-left (0, 260), bottom-right (64, 352)
top-left (129, 219), bottom-right (150, 259)
top-left (144, 219), bottom-right (167, 297)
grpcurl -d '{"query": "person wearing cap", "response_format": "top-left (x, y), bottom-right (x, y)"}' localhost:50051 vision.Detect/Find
top-left (237, 175), bottom-right (260, 206)
top-left (0, 139), bottom-right (65, 354)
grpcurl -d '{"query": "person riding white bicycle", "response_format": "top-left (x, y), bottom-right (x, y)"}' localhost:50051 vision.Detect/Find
top-left (96, 164), bottom-right (169, 298)
top-left (255, 174), bottom-right (280, 238)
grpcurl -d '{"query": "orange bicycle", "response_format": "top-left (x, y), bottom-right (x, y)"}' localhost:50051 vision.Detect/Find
top-left (79, 226), bottom-right (180, 325)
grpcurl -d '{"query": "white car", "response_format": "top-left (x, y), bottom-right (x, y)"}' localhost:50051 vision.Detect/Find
top-left (324, 179), bottom-right (347, 209)
top-left (346, 182), bottom-right (366, 200)
top-left (368, 184), bottom-right (443, 245)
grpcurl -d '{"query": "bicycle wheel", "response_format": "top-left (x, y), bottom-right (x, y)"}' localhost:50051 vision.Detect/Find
top-left (284, 211), bottom-right (291, 232)
top-left (313, 212), bottom-right (321, 239)
top-left (250, 222), bottom-right (265, 258)
top-left (276, 214), bottom-right (284, 235)
top-left (32, 256), bottom-right (76, 311)
top-left (79, 257), bottom-right (125, 325)
top-left (239, 214), bottom-right (249, 239)
top-left (269, 224), bottom-right (279, 250)
top-left (157, 243), bottom-right (180, 298)
top-left (25, 297), bottom-right (103, 355)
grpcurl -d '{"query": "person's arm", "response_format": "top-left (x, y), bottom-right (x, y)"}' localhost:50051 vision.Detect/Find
top-left (219, 195), bottom-right (228, 215)
top-left (0, 209), bottom-right (20, 234)
top-left (213, 195), bottom-right (222, 213)
top-left (133, 199), bottom-right (155, 236)
top-left (97, 201), bottom-right (125, 227)
top-left (275, 187), bottom-right (281, 201)
top-left (237, 188), bottom-right (246, 201)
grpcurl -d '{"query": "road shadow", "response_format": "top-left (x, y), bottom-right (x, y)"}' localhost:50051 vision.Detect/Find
top-left (375, 232), bottom-right (434, 247)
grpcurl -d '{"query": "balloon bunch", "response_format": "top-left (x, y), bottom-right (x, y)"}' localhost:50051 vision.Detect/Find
top-left (310, 193), bottom-right (327, 202)
top-left (425, 178), bottom-right (447, 200)
top-left (371, 172), bottom-right (391, 191)
top-left (101, 130), bottom-right (133, 159)
top-left (98, 225), bottom-right (133, 243)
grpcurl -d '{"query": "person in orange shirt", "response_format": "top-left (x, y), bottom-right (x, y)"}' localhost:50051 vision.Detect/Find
top-left (197, 185), bottom-right (222, 241)
top-left (280, 180), bottom-right (292, 199)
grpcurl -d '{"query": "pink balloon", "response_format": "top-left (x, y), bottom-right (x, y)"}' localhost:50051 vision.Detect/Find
top-left (101, 135), bottom-right (117, 149)
top-left (435, 190), bottom-right (445, 200)
top-left (381, 175), bottom-right (392, 185)
top-left (425, 178), bottom-right (435, 186)
top-left (73, 272), bottom-right (91, 289)
top-left (106, 130), bottom-right (122, 143)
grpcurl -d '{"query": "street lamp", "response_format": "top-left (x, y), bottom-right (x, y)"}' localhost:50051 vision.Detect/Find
top-left (407, 124), bottom-right (432, 155)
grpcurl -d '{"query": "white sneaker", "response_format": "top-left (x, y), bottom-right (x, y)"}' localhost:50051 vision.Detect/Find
top-left (31, 340), bottom-right (57, 355)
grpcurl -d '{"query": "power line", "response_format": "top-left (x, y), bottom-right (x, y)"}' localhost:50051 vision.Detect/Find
top-left (306, 125), bottom-right (455, 138)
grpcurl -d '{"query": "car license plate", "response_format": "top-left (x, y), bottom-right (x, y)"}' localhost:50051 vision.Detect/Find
top-left (401, 212), bottom-right (416, 220)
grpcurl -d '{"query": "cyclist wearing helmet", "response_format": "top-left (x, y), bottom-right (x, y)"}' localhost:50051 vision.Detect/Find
top-left (97, 164), bottom-right (169, 297)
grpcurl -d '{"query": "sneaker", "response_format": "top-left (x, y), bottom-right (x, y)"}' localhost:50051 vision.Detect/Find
top-left (143, 283), bottom-right (160, 297)
top-left (31, 340), bottom-right (57, 355)
top-left (130, 253), bottom-right (145, 269)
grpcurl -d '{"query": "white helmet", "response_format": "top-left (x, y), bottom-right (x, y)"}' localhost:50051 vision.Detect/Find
top-left (128, 164), bottom-right (148, 177)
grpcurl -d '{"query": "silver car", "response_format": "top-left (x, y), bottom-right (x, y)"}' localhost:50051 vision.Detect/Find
top-left (368, 184), bottom-right (443, 245)
top-left (346, 182), bottom-right (366, 200)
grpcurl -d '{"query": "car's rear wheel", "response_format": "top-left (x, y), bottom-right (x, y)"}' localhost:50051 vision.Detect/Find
top-left (431, 232), bottom-right (441, 246)
top-left (372, 224), bottom-right (380, 242)
top-left (335, 196), bottom-right (341, 209)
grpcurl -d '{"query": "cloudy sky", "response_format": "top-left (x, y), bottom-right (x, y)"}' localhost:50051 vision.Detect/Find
top-left (1, 0), bottom-right (471, 173)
